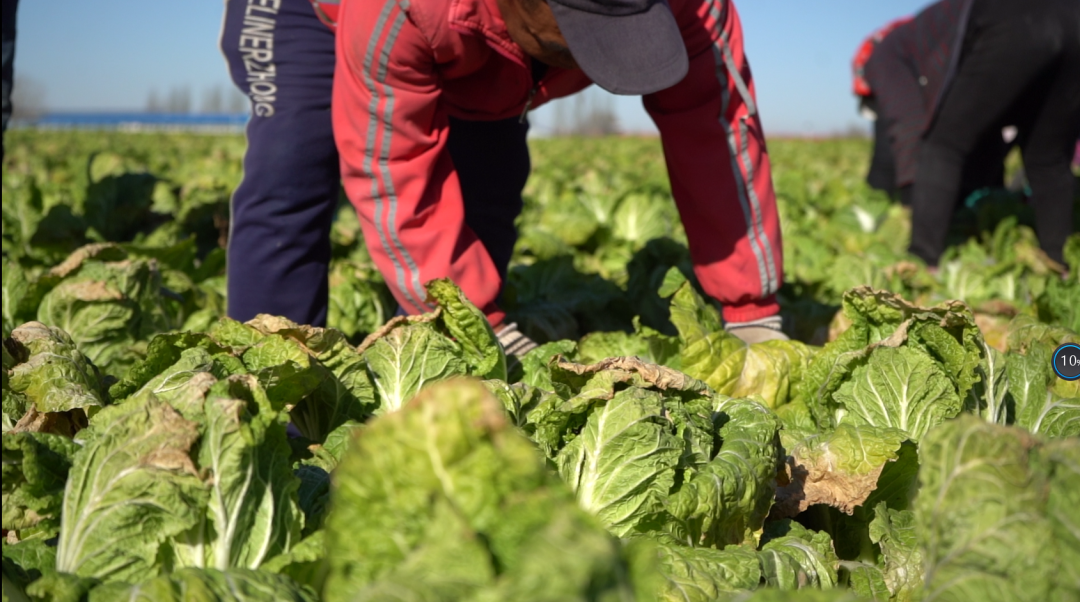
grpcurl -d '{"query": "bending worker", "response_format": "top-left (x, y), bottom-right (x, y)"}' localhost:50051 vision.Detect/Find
top-left (852, 6), bottom-right (1011, 207)
top-left (902, 0), bottom-right (1078, 267)
top-left (332, 0), bottom-right (787, 348)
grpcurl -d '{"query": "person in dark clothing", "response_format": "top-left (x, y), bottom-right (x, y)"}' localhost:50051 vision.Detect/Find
top-left (853, 3), bottom-right (1011, 207)
top-left (909, 0), bottom-right (1079, 266)
top-left (2, 0), bottom-right (19, 162)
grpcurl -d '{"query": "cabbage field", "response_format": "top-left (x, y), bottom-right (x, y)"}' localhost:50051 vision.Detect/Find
top-left (2, 130), bottom-right (1079, 602)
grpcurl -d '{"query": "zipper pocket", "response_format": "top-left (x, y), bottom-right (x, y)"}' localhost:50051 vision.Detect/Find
top-left (519, 86), bottom-right (538, 124)
top-left (520, 59), bottom-right (549, 123)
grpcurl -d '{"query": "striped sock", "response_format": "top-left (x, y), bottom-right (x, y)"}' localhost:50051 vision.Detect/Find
top-left (725, 315), bottom-right (784, 332)
top-left (497, 322), bottom-right (538, 358)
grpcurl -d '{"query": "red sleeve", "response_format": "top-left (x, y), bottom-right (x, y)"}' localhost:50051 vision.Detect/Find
top-left (332, 0), bottom-right (506, 323)
top-left (642, 0), bottom-right (782, 322)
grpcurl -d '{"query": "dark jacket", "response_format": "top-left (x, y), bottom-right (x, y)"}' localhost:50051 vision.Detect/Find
top-left (864, 0), bottom-right (974, 188)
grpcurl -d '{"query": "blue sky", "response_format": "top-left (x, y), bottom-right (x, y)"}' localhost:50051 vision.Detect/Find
top-left (13, 0), bottom-right (930, 135)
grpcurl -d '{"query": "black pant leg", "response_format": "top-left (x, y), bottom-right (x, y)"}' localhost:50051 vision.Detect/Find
top-left (1014, 1), bottom-right (1080, 265)
top-left (446, 116), bottom-right (531, 286)
top-left (959, 127), bottom-right (1008, 197)
top-left (221, 0), bottom-right (340, 326)
top-left (2, 0), bottom-right (18, 162)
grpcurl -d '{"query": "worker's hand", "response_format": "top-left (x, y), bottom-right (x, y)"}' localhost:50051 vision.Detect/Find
top-left (725, 315), bottom-right (789, 345)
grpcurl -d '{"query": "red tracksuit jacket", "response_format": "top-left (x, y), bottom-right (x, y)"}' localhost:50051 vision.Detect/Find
top-left (332, 0), bottom-right (783, 326)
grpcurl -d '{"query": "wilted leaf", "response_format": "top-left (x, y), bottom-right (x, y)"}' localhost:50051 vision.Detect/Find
top-left (774, 423), bottom-right (907, 517)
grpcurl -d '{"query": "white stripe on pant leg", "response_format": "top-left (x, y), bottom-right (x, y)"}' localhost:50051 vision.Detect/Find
top-left (375, 8), bottom-right (431, 311)
top-left (360, 0), bottom-right (428, 312)
top-left (713, 45), bottom-right (771, 298)
top-left (361, 0), bottom-right (409, 307)
top-left (718, 32), bottom-right (757, 117)
top-left (720, 32), bottom-right (778, 294)
top-left (707, 0), bottom-right (779, 296)
top-left (737, 117), bottom-right (779, 294)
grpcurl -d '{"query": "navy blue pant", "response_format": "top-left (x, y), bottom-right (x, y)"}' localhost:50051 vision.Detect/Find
top-left (222, 0), bottom-right (528, 326)
top-left (222, 0), bottom-right (341, 326)
top-left (2, 0), bottom-right (18, 162)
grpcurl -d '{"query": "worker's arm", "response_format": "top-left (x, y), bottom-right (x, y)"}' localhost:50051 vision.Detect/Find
top-left (642, 0), bottom-right (782, 323)
top-left (863, 32), bottom-right (926, 189)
